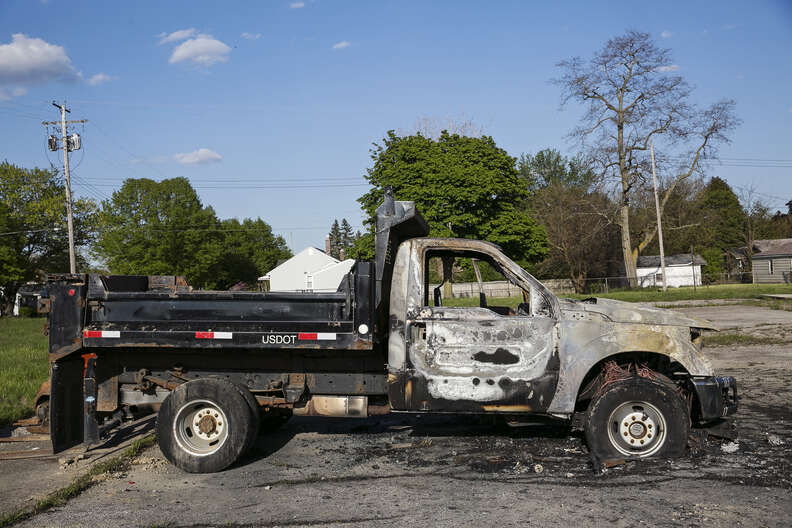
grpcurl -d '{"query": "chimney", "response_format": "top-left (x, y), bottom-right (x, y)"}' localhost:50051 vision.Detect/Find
top-left (325, 234), bottom-right (331, 254)
top-left (339, 248), bottom-right (345, 261)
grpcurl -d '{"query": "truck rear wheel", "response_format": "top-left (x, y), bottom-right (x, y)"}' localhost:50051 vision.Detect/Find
top-left (156, 378), bottom-right (256, 473)
top-left (585, 376), bottom-right (689, 459)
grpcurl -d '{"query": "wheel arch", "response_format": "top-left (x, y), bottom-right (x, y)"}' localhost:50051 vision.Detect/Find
top-left (571, 351), bottom-right (689, 412)
top-left (548, 324), bottom-right (713, 415)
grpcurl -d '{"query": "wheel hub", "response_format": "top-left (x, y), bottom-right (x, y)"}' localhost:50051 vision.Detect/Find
top-left (620, 412), bottom-right (655, 446)
top-left (608, 402), bottom-right (666, 456)
top-left (193, 409), bottom-right (224, 439)
top-left (174, 400), bottom-right (230, 456)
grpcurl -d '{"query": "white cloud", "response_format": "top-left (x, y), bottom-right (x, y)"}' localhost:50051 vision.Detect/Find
top-left (660, 30), bottom-right (672, 39)
top-left (169, 35), bottom-right (231, 67)
top-left (656, 64), bottom-right (680, 72)
top-left (241, 32), bottom-right (261, 40)
top-left (87, 72), bottom-right (115, 86)
top-left (332, 40), bottom-right (350, 50)
top-left (722, 24), bottom-right (737, 31)
top-left (173, 148), bottom-right (222, 165)
top-left (158, 28), bottom-right (197, 45)
top-left (0, 33), bottom-right (78, 97)
top-left (290, 2), bottom-right (305, 8)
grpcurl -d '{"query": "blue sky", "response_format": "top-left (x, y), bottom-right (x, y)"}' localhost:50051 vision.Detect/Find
top-left (1, 0), bottom-right (791, 252)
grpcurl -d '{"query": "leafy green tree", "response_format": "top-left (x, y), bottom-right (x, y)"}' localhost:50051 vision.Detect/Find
top-left (0, 203), bottom-right (25, 296)
top-left (358, 131), bottom-right (547, 265)
top-left (328, 218), bottom-right (358, 259)
top-left (700, 247), bottom-right (724, 284)
top-left (328, 219), bottom-right (342, 259)
top-left (0, 161), bottom-right (96, 307)
top-left (94, 178), bottom-right (289, 290)
top-left (94, 178), bottom-right (223, 288)
top-left (340, 219), bottom-right (354, 250)
top-left (213, 218), bottom-right (291, 288)
top-left (698, 177), bottom-right (746, 251)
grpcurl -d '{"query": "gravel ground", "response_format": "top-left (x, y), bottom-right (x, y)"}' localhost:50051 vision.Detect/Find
top-left (13, 305), bottom-right (792, 528)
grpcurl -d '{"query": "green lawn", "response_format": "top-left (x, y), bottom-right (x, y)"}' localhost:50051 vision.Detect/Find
top-left (0, 317), bottom-right (49, 426)
top-left (563, 283), bottom-right (792, 303)
top-left (444, 283), bottom-right (792, 307)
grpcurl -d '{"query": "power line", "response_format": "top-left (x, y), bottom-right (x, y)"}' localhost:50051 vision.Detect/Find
top-left (0, 227), bottom-right (63, 237)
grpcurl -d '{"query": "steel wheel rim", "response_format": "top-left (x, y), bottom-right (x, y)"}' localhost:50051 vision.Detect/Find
top-left (173, 399), bottom-right (229, 457)
top-left (607, 400), bottom-right (667, 457)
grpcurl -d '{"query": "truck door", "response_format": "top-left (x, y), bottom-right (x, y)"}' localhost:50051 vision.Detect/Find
top-left (400, 249), bottom-right (559, 413)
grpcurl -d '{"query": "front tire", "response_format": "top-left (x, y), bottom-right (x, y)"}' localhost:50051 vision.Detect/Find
top-left (586, 376), bottom-right (689, 459)
top-left (157, 378), bottom-right (256, 473)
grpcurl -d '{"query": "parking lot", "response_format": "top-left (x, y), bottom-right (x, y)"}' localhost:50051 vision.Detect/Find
top-left (4, 303), bottom-right (792, 528)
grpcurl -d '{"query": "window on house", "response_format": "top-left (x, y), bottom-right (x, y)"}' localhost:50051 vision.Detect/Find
top-left (306, 275), bottom-right (313, 290)
top-left (655, 273), bottom-right (664, 284)
top-left (769, 260), bottom-right (774, 275)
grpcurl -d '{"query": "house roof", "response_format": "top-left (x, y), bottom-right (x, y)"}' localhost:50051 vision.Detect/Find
top-left (636, 254), bottom-right (707, 268)
top-left (258, 247), bottom-right (338, 281)
top-left (752, 238), bottom-right (792, 258)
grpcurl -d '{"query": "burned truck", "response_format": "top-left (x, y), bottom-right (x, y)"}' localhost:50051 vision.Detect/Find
top-left (42, 190), bottom-right (737, 472)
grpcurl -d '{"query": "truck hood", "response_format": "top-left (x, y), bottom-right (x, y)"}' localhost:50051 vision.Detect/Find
top-left (559, 297), bottom-right (717, 330)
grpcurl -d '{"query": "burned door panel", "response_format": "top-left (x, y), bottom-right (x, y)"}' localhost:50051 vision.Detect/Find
top-left (406, 306), bottom-right (559, 411)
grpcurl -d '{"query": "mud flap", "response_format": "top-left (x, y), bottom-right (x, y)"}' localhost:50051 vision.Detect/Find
top-left (50, 354), bottom-right (85, 453)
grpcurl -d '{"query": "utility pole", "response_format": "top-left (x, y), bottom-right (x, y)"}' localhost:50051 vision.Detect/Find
top-left (650, 141), bottom-right (667, 292)
top-left (43, 102), bottom-right (86, 274)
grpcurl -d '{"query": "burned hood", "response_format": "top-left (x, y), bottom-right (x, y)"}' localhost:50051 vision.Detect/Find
top-left (559, 297), bottom-right (717, 330)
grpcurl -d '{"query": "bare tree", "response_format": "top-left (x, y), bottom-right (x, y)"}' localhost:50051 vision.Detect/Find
top-left (554, 30), bottom-right (739, 285)
top-left (401, 113), bottom-right (486, 139)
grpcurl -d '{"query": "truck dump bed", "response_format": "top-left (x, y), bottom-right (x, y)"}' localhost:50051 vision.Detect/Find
top-left (72, 263), bottom-right (374, 351)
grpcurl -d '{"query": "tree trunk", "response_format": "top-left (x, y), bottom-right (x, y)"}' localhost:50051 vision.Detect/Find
top-left (619, 203), bottom-right (637, 287)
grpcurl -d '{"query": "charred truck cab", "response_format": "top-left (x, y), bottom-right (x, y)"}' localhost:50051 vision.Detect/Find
top-left (43, 190), bottom-right (737, 472)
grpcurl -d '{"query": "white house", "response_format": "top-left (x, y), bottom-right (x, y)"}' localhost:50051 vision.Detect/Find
top-left (636, 254), bottom-right (706, 288)
top-left (259, 247), bottom-right (355, 292)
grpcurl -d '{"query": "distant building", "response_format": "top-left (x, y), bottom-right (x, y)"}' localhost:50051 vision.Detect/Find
top-left (636, 254), bottom-right (706, 288)
top-left (259, 247), bottom-right (355, 292)
top-left (749, 238), bottom-right (792, 284)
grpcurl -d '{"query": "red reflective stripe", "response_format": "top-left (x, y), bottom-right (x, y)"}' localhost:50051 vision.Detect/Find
top-left (195, 331), bottom-right (214, 339)
top-left (298, 333), bottom-right (318, 340)
top-left (83, 330), bottom-right (102, 338)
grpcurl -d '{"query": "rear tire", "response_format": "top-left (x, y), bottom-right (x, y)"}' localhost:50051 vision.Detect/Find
top-left (586, 376), bottom-right (689, 459)
top-left (232, 383), bottom-right (261, 454)
top-left (157, 378), bottom-right (255, 473)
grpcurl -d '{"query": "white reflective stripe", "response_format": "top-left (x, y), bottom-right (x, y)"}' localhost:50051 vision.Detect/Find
top-left (102, 330), bottom-right (121, 338)
top-left (316, 333), bottom-right (336, 340)
top-left (213, 332), bottom-right (233, 339)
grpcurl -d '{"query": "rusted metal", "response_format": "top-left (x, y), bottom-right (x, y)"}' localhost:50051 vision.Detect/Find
top-left (253, 395), bottom-right (290, 407)
top-left (37, 297), bottom-right (51, 314)
top-left (97, 375), bottom-right (119, 412)
top-left (293, 396), bottom-right (368, 418)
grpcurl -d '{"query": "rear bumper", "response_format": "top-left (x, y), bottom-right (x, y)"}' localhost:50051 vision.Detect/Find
top-left (690, 376), bottom-right (738, 422)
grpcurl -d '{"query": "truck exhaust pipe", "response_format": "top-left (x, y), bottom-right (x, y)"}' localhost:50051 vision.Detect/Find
top-left (292, 396), bottom-right (389, 418)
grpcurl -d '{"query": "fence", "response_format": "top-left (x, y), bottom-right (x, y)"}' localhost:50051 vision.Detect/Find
top-left (431, 271), bottom-right (770, 298)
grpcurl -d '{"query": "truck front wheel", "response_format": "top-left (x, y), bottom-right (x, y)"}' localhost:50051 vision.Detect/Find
top-left (585, 376), bottom-right (689, 459)
top-left (157, 378), bottom-right (256, 473)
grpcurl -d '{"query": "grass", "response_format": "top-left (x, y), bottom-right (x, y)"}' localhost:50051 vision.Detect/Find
top-left (0, 317), bottom-right (49, 426)
top-left (0, 434), bottom-right (155, 528)
top-left (562, 283), bottom-right (792, 303)
top-left (702, 333), bottom-right (789, 347)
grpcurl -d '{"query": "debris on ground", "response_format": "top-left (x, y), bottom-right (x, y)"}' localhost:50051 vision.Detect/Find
top-left (767, 434), bottom-right (784, 446)
top-left (721, 441), bottom-right (740, 453)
